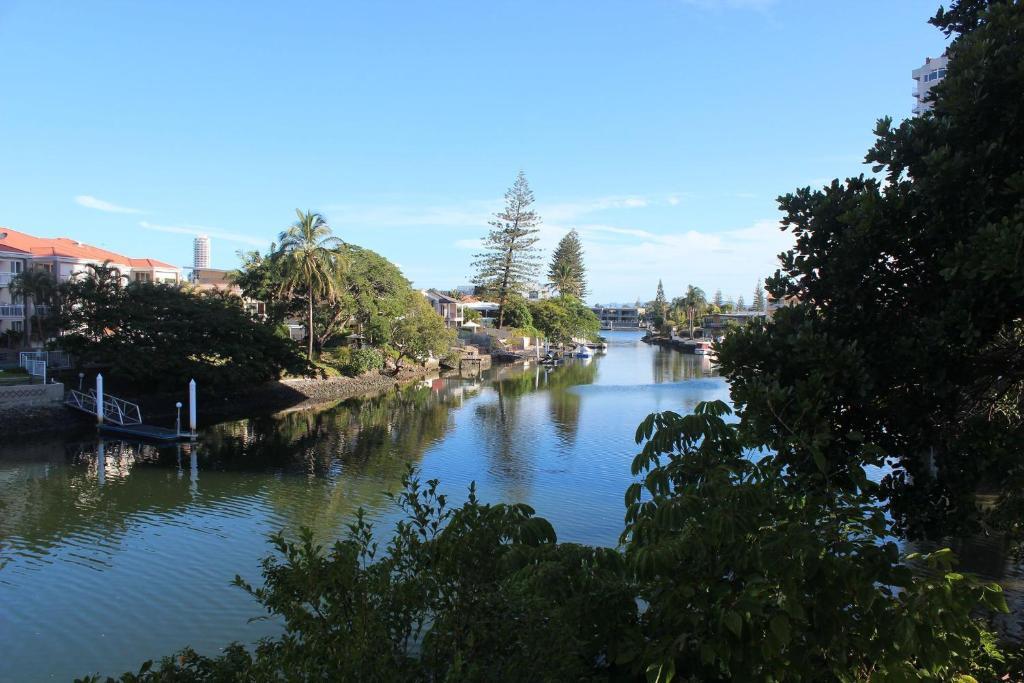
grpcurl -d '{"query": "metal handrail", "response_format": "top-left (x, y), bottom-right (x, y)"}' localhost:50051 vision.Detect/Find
top-left (65, 389), bottom-right (143, 426)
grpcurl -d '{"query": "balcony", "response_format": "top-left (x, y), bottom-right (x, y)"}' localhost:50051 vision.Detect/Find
top-left (32, 305), bottom-right (52, 316)
top-left (0, 304), bottom-right (26, 318)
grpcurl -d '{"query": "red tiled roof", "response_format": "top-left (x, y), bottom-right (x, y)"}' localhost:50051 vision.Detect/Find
top-left (0, 226), bottom-right (173, 268)
top-left (128, 257), bottom-right (177, 269)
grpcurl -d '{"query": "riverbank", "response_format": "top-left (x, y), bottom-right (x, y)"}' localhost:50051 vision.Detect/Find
top-left (0, 365), bottom-right (435, 441)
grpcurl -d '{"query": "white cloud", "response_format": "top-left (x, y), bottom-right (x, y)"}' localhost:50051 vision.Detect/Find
top-left (75, 195), bottom-right (143, 214)
top-left (139, 221), bottom-right (267, 247)
top-left (578, 218), bottom-right (792, 301)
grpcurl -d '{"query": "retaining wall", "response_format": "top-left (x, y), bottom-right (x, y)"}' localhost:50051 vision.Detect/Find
top-left (0, 382), bottom-right (65, 408)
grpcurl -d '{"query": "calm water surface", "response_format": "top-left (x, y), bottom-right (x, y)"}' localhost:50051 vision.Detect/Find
top-left (0, 331), bottom-right (729, 681)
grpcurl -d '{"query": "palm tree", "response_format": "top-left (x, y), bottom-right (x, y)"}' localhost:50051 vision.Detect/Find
top-left (275, 209), bottom-right (346, 361)
top-left (11, 268), bottom-right (57, 344)
top-left (548, 261), bottom-right (578, 298)
top-left (682, 285), bottom-right (707, 339)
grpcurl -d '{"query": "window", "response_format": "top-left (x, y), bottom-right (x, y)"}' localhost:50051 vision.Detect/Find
top-left (12, 261), bottom-right (23, 274)
top-left (134, 272), bottom-right (152, 283)
top-left (35, 263), bottom-right (53, 273)
top-left (12, 320), bottom-right (24, 332)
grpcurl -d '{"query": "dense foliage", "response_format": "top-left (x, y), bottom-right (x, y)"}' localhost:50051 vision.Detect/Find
top-left (529, 295), bottom-right (600, 345)
top-left (471, 172), bottom-right (542, 328)
top-left (388, 293), bottom-right (456, 369)
top-left (234, 228), bottom-right (441, 374)
top-left (58, 275), bottom-right (308, 391)
top-left (720, 0), bottom-right (1024, 542)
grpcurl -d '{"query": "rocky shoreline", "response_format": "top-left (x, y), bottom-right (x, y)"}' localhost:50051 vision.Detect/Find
top-left (0, 366), bottom-right (434, 441)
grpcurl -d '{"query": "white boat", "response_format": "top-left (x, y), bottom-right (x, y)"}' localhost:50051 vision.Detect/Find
top-left (693, 341), bottom-right (714, 356)
top-left (573, 344), bottom-right (593, 359)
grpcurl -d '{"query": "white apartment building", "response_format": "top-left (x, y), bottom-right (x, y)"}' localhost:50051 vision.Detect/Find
top-left (193, 234), bottom-right (211, 269)
top-left (912, 54), bottom-right (948, 115)
top-left (0, 227), bottom-right (182, 342)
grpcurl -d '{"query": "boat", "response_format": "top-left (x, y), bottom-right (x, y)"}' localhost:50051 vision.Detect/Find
top-left (693, 340), bottom-right (715, 356)
top-left (573, 344), bottom-right (593, 359)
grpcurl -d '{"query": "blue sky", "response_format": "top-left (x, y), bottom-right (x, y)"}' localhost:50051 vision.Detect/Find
top-left (0, 0), bottom-right (949, 304)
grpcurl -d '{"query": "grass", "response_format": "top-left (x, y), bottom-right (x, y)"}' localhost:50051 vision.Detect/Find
top-left (0, 367), bottom-right (31, 386)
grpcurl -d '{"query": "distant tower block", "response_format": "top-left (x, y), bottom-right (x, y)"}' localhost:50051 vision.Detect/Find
top-left (193, 235), bottom-right (210, 270)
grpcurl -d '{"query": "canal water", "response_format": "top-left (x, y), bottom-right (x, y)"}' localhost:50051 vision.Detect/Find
top-left (0, 331), bottom-right (728, 681)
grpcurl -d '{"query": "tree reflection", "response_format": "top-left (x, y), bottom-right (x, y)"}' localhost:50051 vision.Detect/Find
top-left (0, 383), bottom-right (466, 557)
top-left (651, 348), bottom-right (715, 383)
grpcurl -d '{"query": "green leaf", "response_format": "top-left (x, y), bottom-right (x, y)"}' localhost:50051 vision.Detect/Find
top-left (769, 614), bottom-right (791, 646)
top-left (724, 610), bottom-right (743, 638)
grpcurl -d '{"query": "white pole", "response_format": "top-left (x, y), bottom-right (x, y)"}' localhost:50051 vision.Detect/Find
top-left (188, 379), bottom-right (197, 436)
top-left (96, 373), bottom-right (104, 424)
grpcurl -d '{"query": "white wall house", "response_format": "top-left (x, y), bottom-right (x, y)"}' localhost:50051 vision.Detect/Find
top-left (913, 54), bottom-right (948, 115)
top-left (0, 226), bottom-right (183, 343)
top-left (422, 290), bottom-right (465, 328)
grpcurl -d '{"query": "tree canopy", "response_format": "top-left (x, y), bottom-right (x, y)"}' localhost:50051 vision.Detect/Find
top-left (58, 280), bottom-right (308, 391)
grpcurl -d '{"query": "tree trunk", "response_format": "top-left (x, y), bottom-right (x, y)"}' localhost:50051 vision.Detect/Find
top-left (307, 295), bottom-right (314, 362)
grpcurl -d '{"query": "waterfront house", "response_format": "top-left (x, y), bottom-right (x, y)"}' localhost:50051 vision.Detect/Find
top-left (191, 267), bottom-right (266, 317)
top-left (0, 227), bottom-right (182, 344)
top-left (590, 306), bottom-right (646, 330)
top-left (422, 290), bottom-right (465, 329)
top-left (462, 298), bottom-right (500, 326)
top-left (701, 310), bottom-right (767, 336)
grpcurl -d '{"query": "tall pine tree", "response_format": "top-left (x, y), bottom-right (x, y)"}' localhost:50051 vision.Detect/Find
top-left (472, 172), bottom-right (542, 327)
top-left (737, 295), bottom-right (746, 310)
top-left (547, 229), bottom-right (588, 299)
top-left (753, 280), bottom-right (766, 312)
top-left (713, 289), bottom-right (724, 308)
top-left (652, 280), bottom-right (668, 325)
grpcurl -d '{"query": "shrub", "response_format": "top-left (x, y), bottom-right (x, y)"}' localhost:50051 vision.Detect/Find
top-left (345, 347), bottom-right (384, 376)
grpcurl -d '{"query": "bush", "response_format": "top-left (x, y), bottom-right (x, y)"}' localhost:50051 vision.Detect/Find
top-left (345, 347), bottom-right (384, 376)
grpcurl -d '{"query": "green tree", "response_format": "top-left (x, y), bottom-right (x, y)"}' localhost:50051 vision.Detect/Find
top-left (681, 285), bottom-right (707, 338)
top-left (472, 172), bottom-right (542, 328)
top-left (388, 293), bottom-right (455, 370)
top-left (57, 283), bottom-right (308, 391)
top-left (752, 279), bottom-right (766, 312)
top-left (10, 268), bottom-right (57, 343)
top-left (735, 294), bottom-right (745, 311)
top-left (275, 209), bottom-right (346, 361)
top-left (547, 229), bottom-right (587, 298)
top-left (712, 289), bottom-right (724, 308)
top-left (331, 246), bottom-right (410, 348)
top-left (230, 247), bottom-right (293, 325)
top-left (651, 280), bottom-right (668, 327)
top-left (718, 0), bottom-right (1024, 541)
top-left (499, 293), bottom-right (532, 330)
top-left (530, 296), bottom-right (599, 346)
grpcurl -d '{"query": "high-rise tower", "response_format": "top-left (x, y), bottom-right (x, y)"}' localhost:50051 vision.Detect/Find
top-left (193, 235), bottom-right (210, 270)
